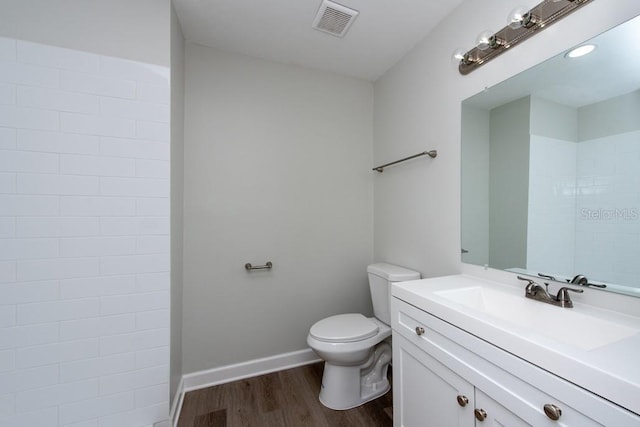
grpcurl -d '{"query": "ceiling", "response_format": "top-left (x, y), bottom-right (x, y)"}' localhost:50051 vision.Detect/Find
top-left (172, 0), bottom-right (464, 81)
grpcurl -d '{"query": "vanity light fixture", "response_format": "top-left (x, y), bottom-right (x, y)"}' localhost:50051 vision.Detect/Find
top-left (456, 0), bottom-right (594, 75)
top-left (565, 43), bottom-right (596, 58)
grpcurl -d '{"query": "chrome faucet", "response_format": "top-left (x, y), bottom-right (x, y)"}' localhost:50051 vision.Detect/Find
top-left (517, 276), bottom-right (584, 308)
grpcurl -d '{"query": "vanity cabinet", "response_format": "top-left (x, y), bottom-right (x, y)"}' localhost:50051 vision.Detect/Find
top-left (394, 332), bottom-right (474, 426)
top-left (391, 297), bottom-right (639, 427)
top-left (394, 333), bottom-right (530, 426)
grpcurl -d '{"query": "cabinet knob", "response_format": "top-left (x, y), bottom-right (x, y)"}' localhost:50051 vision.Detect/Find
top-left (474, 408), bottom-right (487, 421)
top-left (415, 326), bottom-right (425, 336)
top-left (544, 404), bottom-right (562, 421)
top-left (456, 395), bottom-right (469, 407)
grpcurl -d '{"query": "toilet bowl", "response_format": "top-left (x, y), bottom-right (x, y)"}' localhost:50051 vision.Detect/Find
top-left (307, 263), bottom-right (420, 410)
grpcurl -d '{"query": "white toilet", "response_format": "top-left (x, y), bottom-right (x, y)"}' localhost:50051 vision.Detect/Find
top-left (307, 262), bottom-right (420, 410)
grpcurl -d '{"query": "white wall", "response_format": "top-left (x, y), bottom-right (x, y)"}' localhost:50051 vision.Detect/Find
top-left (182, 45), bottom-right (374, 373)
top-left (0, 0), bottom-right (170, 67)
top-left (0, 38), bottom-right (171, 426)
top-left (170, 4), bottom-right (185, 408)
top-left (373, 0), bottom-right (640, 279)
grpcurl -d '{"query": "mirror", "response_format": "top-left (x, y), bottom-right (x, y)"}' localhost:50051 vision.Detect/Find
top-left (461, 14), bottom-right (640, 297)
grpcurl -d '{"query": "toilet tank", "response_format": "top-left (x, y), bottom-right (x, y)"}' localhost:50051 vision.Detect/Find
top-left (367, 263), bottom-right (420, 325)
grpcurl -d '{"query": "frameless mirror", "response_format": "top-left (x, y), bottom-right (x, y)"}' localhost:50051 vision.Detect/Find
top-left (461, 14), bottom-right (640, 297)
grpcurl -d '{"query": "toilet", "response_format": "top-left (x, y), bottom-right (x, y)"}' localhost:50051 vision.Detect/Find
top-left (307, 262), bottom-right (420, 410)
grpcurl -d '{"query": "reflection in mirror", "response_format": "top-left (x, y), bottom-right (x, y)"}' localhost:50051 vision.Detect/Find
top-left (461, 14), bottom-right (640, 297)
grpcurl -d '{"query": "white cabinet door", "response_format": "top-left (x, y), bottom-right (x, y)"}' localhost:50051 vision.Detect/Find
top-left (474, 388), bottom-right (530, 427)
top-left (393, 333), bottom-right (474, 427)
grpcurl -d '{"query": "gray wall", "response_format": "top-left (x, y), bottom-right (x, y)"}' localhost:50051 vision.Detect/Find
top-left (373, 0), bottom-right (640, 279)
top-left (170, 4), bottom-right (185, 406)
top-left (531, 96), bottom-right (578, 141)
top-left (0, 0), bottom-right (170, 66)
top-left (182, 44), bottom-right (374, 373)
top-left (461, 105), bottom-right (490, 266)
top-left (489, 97), bottom-right (530, 270)
top-left (579, 89), bottom-right (640, 140)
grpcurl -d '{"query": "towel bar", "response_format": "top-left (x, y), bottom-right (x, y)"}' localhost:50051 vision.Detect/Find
top-left (373, 150), bottom-right (437, 172)
top-left (245, 261), bottom-right (273, 271)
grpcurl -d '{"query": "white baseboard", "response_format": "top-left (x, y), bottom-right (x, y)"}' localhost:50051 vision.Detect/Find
top-left (183, 348), bottom-right (320, 392)
top-left (170, 376), bottom-right (185, 427)
top-left (172, 348), bottom-right (320, 424)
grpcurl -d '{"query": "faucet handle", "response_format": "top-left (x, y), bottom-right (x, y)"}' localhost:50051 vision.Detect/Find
top-left (518, 276), bottom-right (547, 296)
top-left (556, 287), bottom-right (584, 308)
top-left (517, 275), bottom-right (536, 293)
top-left (538, 273), bottom-right (557, 281)
top-left (570, 274), bottom-right (588, 286)
top-left (517, 275), bottom-right (536, 286)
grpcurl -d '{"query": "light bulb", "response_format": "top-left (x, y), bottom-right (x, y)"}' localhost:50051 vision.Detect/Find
top-left (476, 30), bottom-right (494, 51)
top-left (507, 6), bottom-right (530, 29)
top-left (452, 48), bottom-right (465, 63)
top-left (452, 48), bottom-right (475, 66)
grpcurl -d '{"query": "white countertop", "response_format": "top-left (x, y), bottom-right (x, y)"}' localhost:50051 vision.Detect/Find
top-left (392, 274), bottom-right (640, 416)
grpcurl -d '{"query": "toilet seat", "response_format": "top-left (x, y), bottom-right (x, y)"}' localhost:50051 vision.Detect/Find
top-left (309, 313), bottom-right (379, 343)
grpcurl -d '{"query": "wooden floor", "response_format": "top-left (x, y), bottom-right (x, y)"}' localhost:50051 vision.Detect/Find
top-left (177, 362), bottom-right (393, 427)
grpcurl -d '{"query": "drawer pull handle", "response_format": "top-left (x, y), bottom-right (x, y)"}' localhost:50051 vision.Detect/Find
top-left (544, 404), bottom-right (562, 421)
top-left (415, 326), bottom-right (425, 336)
top-left (456, 395), bottom-right (469, 407)
top-left (474, 408), bottom-right (487, 421)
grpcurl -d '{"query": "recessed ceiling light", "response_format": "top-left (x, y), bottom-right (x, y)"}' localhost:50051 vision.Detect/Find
top-left (565, 44), bottom-right (596, 59)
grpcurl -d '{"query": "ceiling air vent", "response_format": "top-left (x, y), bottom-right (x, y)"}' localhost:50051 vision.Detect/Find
top-left (312, 0), bottom-right (359, 38)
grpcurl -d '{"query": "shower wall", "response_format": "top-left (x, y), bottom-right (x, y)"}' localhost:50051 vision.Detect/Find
top-left (526, 92), bottom-right (640, 287)
top-left (574, 130), bottom-right (640, 287)
top-left (0, 38), bottom-right (170, 426)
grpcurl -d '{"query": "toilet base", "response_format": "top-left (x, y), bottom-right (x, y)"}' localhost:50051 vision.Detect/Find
top-left (318, 342), bottom-right (392, 410)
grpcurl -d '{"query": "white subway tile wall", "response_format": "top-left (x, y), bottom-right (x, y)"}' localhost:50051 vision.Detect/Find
top-left (528, 131), bottom-right (640, 287)
top-left (0, 37), bottom-right (170, 426)
top-left (574, 130), bottom-right (640, 286)
top-left (527, 135), bottom-right (578, 276)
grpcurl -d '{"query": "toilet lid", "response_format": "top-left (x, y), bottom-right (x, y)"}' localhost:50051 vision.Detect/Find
top-left (309, 313), bottom-right (379, 343)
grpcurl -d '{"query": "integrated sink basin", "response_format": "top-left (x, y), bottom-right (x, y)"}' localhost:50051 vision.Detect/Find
top-left (434, 286), bottom-right (639, 351)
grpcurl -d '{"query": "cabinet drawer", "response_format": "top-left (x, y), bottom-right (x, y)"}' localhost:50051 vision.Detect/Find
top-left (391, 297), bottom-right (640, 426)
